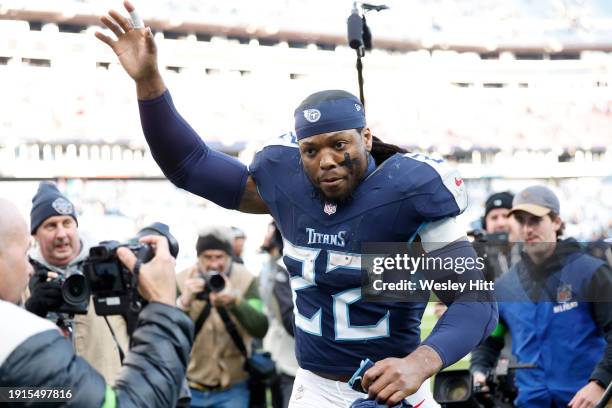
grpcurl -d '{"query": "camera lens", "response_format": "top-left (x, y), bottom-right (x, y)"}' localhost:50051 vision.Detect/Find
top-left (62, 274), bottom-right (90, 305)
top-left (208, 273), bottom-right (226, 293)
top-left (441, 377), bottom-right (471, 402)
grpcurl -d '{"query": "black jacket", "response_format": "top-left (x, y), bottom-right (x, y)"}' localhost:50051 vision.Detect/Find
top-left (0, 300), bottom-right (194, 407)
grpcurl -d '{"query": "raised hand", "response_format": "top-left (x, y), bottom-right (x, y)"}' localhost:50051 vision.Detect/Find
top-left (95, 1), bottom-right (165, 98)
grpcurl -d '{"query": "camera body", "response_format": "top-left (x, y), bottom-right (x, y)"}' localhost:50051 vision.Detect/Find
top-left (83, 240), bottom-right (153, 316)
top-left (195, 270), bottom-right (226, 300)
top-left (468, 230), bottom-right (511, 281)
top-left (27, 259), bottom-right (89, 315)
top-left (82, 222), bottom-right (179, 316)
top-left (434, 361), bottom-right (533, 408)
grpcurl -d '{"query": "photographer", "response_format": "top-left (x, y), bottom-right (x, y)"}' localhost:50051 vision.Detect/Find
top-left (25, 182), bottom-right (130, 384)
top-left (471, 186), bottom-right (612, 408)
top-left (176, 226), bottom-right (269, 408)
top-left (0, 198), bottom-right (194, 407)
top-left (260, 222), bottom-right (298, 408)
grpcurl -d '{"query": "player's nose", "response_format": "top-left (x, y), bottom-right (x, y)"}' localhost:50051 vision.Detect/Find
top-left (319, 151), bottom-right (337, 170)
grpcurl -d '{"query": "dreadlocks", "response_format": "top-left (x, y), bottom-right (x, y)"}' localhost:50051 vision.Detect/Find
top-left (370, 135), bottom-right (408, 166)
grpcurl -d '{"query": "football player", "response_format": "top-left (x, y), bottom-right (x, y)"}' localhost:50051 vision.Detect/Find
top-left (96, 3), bottom-right (497, 406)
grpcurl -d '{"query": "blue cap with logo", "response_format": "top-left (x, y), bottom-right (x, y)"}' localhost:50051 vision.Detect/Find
top-left (30, 182), bottom-right (78, 234)
top-left (294, 90), bottom-right (366, 140)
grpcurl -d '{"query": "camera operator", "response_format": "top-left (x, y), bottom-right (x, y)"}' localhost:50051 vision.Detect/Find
top-left (176, 226), bottom-right (269, 408)
top-left (0, 198), bottom-right (194, 407)
top-left (260, 222), bottom-right (298, 408)
top-left (24, 182), bottom-right (130, 384)
top-left (470, 186), bottom-right (612, 408)
top-left (476, 191), bottom-right (516, 281)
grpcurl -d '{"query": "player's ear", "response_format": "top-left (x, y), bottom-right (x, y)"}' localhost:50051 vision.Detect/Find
top-left (362, 127), bottom-right (372, 152)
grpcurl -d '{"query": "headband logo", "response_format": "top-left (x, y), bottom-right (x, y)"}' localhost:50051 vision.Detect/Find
top-left (52, 198), bottom-right (73, 215)
top-left (355, 104), bottom-right (362, 112)
top-left (303, 109), bottom-right (321, 123)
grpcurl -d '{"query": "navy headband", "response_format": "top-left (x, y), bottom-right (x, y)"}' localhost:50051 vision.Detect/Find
top-left (294, 90), bottom-right (366, 140)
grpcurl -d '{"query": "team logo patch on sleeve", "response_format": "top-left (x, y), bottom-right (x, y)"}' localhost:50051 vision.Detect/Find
top-left (303, 109), bottom-right (321, 123)
top-left (406, 152), bottom-right (468, 212)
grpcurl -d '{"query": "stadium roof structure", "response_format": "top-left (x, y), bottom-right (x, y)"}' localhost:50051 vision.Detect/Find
top-left (2, 0), bottom-right (612, 53)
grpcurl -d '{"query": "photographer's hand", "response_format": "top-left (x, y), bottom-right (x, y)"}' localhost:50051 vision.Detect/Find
top-left (25, 271), bottom-right (63, 317)
top-left (473, 371), bottom-right (489, 393)
top-left (117, 235), bottom-right (176, 306)
top-left (180, 269), bottom-right (206, 309)
top-left (568, 381), bottom-right (605, 408)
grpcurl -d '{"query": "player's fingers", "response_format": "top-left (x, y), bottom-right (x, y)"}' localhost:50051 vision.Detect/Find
top-left (109, 9), bottom-right (132, 33)
top-left (361, 364), bottom-right (383, 390)
top-left (124, 0), bottom-right (135, 12)
top-left (144, 27), bottom-right (156, 54)
top-left (372, 382), bottom-right (398, 405)
top-left (94, 31), bottom-right (115, 48)
top-left (367, 370), bottom-right (394, 399)
top-left (387, 391), bottom-right (410, 407)
top-left (124, 1), bottom-right (144, 29)
top-left (100, 15), bottom-right (123, 38)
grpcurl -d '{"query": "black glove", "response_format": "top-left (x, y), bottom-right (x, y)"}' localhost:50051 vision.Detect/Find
top-left (25, 278), bottom-right (63, 317)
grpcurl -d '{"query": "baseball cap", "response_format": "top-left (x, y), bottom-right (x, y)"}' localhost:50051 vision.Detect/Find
top-left (509, 185), bottom-right (560, 217)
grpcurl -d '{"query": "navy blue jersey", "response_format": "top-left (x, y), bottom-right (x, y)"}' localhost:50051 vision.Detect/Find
top-left (249, 132), bottom-right (467, 375)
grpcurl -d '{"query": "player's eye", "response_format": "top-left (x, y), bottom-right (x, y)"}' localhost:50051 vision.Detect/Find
top-left (334, 141), bottom-right (347, 150)
top-left (304, 148), bottom-right (317, 157)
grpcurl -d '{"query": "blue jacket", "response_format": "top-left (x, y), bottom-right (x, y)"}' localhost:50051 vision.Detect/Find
top-left (495, 243), bottom-right (606, 407)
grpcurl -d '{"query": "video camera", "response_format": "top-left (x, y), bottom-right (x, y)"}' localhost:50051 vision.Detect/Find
top-left (31, 222), bottom-right (179, 317)
top-left (433, 360), bottom-right (536, 408)
top-left (467, 230), bottom-right (511, 281)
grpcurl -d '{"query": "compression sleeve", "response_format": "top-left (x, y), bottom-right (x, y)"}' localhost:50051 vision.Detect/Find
top-left (138, 90), bottom-right (249, 209)
top-left (420, 240), bottom-right (499, 368)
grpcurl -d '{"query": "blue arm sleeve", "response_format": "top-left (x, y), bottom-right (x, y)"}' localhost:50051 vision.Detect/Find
top-left (138, 90), bottom-right (249, 209)
top-left (421, 240), bottom-right (498, 368)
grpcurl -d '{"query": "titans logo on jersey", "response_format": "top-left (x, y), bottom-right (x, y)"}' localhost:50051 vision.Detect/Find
top-left (249, 132), bottom-right (467, 375)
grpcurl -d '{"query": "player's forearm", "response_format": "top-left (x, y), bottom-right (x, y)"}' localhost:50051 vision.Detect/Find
top-left (138, 90), bottom-right (249, 209)
top-left (422, 300), bottom-right (498, 368)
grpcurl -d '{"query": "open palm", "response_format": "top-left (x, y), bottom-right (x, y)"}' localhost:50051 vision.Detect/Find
top-left (95, 1), bottom-right (158, 83)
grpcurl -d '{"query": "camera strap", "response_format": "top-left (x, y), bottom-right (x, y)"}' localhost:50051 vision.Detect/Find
top-left (193, 302), bottom-right (212, 335)
top-left (217, 307), bottom-right (248, 358)
top-left (104, 316), bottom-right (126, 364)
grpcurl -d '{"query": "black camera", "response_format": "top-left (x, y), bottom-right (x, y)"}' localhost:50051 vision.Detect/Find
top-left (195, 270), bottom-right (226, 300)
top-left (83, 222), bottom-right (179, 316)
top-left (468, 230), bottom-right (511, 281)
top-left (27, 259), bottom-right (90, 315)
top-left (433, 361), bottom-right (536, 408)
